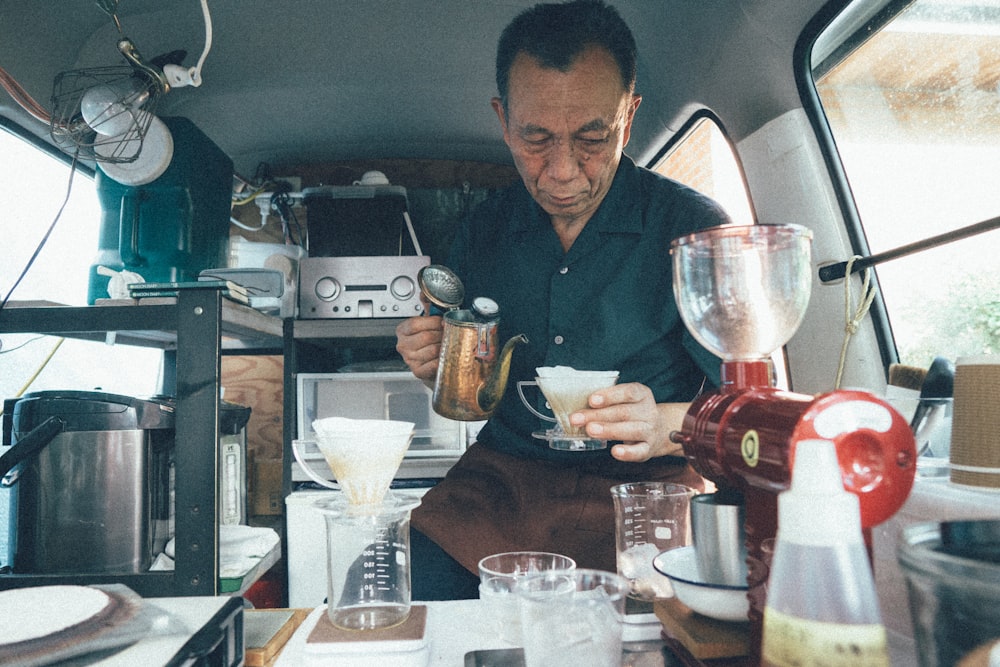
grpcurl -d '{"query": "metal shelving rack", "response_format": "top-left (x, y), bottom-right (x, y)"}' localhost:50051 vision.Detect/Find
top-left (0, 289), bottom-right (283, 597)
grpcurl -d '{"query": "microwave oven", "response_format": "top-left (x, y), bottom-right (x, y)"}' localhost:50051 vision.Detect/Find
top-left (294, 372), bottom-right (468, 482)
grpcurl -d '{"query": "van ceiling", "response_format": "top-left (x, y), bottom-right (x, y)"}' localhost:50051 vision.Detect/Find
top-left (0, 0), bottom-right (834, 175)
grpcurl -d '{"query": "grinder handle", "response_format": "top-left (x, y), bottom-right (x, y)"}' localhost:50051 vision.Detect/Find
top-left (0, 416), bottom-right (65, 486)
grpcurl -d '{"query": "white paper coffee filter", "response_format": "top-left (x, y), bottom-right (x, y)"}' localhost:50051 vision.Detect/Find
top-left (312, 417), bottom-right (414, 505)
top-left (535, 366), bottom-right (620, 379)
top-left (535, 367), bottom-right (619, 392)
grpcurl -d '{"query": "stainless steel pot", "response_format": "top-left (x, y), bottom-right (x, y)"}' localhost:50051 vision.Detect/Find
top-left (0, 391), bottom-right (176, 574)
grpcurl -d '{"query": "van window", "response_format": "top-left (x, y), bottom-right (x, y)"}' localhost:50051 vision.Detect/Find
top-left (0, 128), bottom-right (163, 400)
top-left (648, 115), bottom-right (792, 385)
top-left (651, 115), bottom-right (755, 227)
top-left (811, 0), bottom-right (1000, 367)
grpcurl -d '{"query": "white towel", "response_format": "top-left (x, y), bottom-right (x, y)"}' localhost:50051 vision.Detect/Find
top-left (150, 526), bottom-right (279, 577)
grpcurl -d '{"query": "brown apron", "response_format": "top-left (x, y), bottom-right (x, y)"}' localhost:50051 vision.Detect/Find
top-left (412, 443), bottom-right (706, 574)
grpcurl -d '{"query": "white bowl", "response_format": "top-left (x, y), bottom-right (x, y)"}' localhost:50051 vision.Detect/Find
top-left (652, 546), bottom-right (749, 623)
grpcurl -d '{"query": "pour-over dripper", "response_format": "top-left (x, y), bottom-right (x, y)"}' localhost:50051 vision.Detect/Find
top-left (516, 366), bottom-right (619, 450)
top-left (310, 417), bottom-right (414, 506)
top-left (670, 224), bottom-right (813, 364)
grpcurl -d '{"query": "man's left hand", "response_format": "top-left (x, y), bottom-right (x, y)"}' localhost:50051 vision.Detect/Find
top-left (568, 383), bottom-right (689, 462)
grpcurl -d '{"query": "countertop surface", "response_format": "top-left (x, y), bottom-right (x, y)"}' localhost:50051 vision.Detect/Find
top-left (273, 600), bottom-right (675, 666)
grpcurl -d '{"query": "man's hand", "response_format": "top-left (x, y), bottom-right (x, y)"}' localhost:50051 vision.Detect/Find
top-left (568, 383), bottom-right (690, 462)
top-left (395, 315), bottom-right (444, 384)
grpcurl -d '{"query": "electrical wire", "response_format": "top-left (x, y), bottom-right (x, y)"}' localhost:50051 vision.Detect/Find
top-left (231, 166), bottom-right (308, 239)
top-left (271, 186), bottom-right (306, 249)
top-left (230, 181), bottom-right (271, 231)
top-left (231, 188), bottom-right (267, 206)
top-left (12, 337), bottom-right (65, 399)
top-left (190, 0), bottom-right (213, 86)
top-left (0, 334), bottom-right (65, 419)
top-left (94, 0), bottom-right (124, 35)
top-left (0, 64), bottom-right (51, 123)
top-left (0, 150), bottom-right (80, 315)
top-left (0, 335), bottom-right (46, 354)
top-left (231, 183), bottom-right (282, 207)
top-left (161, 0), bottom-right (213, 88)
top-left (230, 174), bottom-right (294, 234)
top-left (229, 215), bottom-right (267, 232)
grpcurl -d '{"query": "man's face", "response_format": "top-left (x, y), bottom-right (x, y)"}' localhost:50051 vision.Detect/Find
top-left (492, 46), bottom-right (641, 230)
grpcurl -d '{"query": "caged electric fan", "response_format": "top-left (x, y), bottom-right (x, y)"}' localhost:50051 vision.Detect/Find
top-left (47, 0), bottom-right (212, 185)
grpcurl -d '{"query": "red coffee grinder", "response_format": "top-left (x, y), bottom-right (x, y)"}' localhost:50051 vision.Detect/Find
top-left (668, 224), bottom-right (916, 656)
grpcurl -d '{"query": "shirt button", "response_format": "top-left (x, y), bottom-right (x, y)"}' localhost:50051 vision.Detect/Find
top-left (559, 266), bottom-right (569, 275)
top-left (554, 335), bottom-right (564, 345)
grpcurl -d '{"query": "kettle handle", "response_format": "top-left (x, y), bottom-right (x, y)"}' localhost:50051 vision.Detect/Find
top-left (0, 416), bottom-right (65, 487)
top-left (119, 191), bottom-right (148, 267)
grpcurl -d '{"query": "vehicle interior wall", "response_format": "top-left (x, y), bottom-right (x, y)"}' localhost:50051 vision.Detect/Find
top-left (0, 1), bottom-right (835, 172)
top-left (735, 109), bottom-right (886, 395)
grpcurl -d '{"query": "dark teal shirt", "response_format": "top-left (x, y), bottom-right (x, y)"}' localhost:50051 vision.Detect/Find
top-left (448, 156), bottom-right (728, 468)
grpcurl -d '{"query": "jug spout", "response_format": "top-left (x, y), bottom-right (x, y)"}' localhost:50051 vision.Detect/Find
top-left (477, 333), bottom-right (529, 415)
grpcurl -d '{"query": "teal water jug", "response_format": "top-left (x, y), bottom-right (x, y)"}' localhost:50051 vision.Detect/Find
top-left (88, 116), bottom-right (233, 303)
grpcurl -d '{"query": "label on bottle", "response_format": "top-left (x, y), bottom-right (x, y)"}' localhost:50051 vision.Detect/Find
top-left (761, 607), bottom-right (889, 667)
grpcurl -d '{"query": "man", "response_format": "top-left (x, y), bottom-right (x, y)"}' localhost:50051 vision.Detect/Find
top-left (396, 0), bottom-right (729, 599)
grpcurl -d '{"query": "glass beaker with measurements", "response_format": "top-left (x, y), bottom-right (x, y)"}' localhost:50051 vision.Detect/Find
top-left (315, 492), bottom-right (422, 630)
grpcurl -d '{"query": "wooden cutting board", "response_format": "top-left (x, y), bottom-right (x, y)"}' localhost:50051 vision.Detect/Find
top-left (306, 605), bottom-right (428, 648)
top-left (245, 608), bottom-right (310, 667)
top-left (653, 597), bottom-right (750, 661)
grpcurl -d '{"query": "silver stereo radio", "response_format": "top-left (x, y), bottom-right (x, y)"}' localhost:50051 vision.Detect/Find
top-left (297, 255), bottom-right (430, 319)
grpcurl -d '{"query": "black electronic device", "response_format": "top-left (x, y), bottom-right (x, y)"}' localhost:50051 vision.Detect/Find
top-left (298, 182), bottom-right (430, 319)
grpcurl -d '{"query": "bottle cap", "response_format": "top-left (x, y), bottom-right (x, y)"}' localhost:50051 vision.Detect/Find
top-left (777, 439), bottom-right (863, 546)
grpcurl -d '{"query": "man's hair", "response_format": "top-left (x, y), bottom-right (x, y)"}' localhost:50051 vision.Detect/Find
top-left (495, 0), bottom-right (637, 113)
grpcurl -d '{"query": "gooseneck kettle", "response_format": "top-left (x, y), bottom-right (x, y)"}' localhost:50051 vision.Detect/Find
top-left (418, 265), bottom-right (528, 421)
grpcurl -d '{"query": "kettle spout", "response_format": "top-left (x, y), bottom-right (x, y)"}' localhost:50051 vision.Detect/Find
top-left (477, 333), bottom-right (529, 415)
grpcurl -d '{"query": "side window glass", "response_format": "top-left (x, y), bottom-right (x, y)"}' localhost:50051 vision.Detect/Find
top-left (811, 0), bottom-right (1000, 366)
top-left (649, 116), bottom-right (791, 385)
top-left (651, 116), bottom-right (755, 227)
top-left (0, 128), bottom-right (163, 400)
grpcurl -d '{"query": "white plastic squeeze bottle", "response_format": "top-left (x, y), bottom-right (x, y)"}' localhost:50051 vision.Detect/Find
top-left (761, 438), bottom-right (889, 667)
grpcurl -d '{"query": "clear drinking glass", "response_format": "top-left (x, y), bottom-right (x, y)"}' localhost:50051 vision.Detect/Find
top-left (478, 551), bottom-right (576, 645)
top-left (516, 568), bottom-right (629, 667)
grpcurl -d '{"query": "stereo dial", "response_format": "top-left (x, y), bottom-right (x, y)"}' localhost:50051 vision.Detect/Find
top-left (315, 276), bottom-right (341, 301)
top-left (390, 275), bottom-right (416, 300)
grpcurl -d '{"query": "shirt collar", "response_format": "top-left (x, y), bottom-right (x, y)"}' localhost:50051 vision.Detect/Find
top-left (510, 154), bottom-right (644, 236)
top-left (591, 154), bottom-right (643, 235)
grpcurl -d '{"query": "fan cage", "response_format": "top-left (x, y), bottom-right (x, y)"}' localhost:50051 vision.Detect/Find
top-left (49, 66), bottom-right (161, 164)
